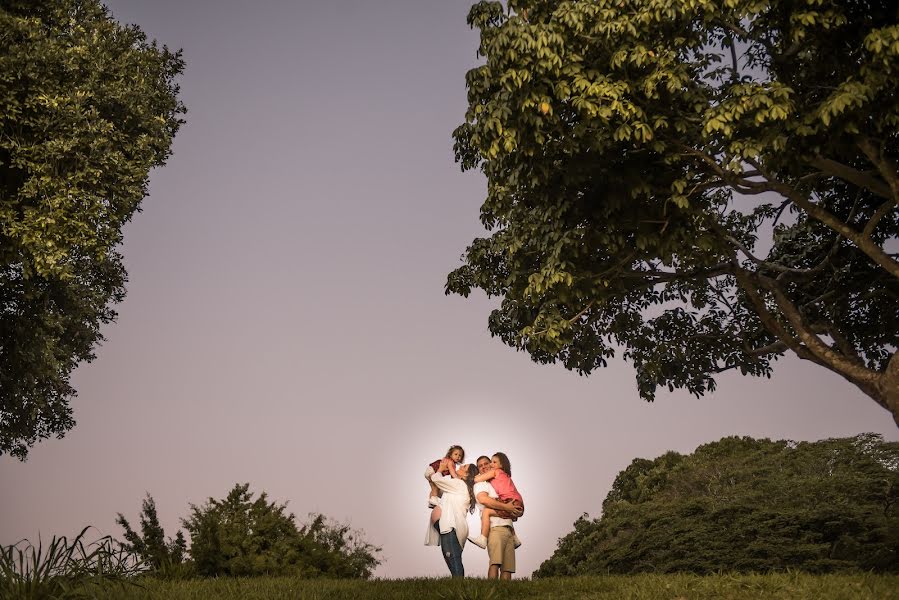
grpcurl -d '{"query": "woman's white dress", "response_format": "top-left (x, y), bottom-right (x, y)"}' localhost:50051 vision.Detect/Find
top-left (424, 472), bottom-right (470, 548)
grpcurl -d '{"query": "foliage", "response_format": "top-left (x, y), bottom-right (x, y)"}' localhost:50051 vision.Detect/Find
top-left (72, 573), bottom-right (899, 600)
top-left (535, 434), bottom-right (899, 576)
top-left (0, 0), bottom-right (186, 459)
top-left (116, 494), bottom-right (187, 577)
top-left (181, 483), bottom-right (381, 579)
top-left (0, 526), bottom-right (143, 599)
top-left (448, 0), bottom-right (899, 423)
top-left (299, 513), bottom-right (383, 580)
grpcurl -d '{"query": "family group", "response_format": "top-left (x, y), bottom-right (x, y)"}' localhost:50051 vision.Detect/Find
top-left (423, 445), bottom-right (524, 578)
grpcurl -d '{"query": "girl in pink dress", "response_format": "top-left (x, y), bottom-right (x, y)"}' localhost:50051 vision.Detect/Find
top-left (469, 452), bottom-right (524, 548)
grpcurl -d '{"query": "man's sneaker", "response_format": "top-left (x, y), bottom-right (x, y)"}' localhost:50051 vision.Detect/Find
top-left (468, 534), bottom-right (488, 549)
top-left (428, 496), bottom-right (440, 508)
top-left (512, 532), bottom-right (522, 548)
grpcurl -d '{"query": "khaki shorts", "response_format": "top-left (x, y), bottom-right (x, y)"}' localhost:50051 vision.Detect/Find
top-left (487, 526), bottom-right (516, 573)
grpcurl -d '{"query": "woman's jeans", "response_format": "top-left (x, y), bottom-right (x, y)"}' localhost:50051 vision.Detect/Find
top-left (434, 523), bottom-right (464, 577)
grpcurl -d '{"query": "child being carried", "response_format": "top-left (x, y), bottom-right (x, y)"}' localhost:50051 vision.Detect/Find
top-left (424, 445), bottom-right (465, 507)
top-left (469, 452), bottom-right (523, 549)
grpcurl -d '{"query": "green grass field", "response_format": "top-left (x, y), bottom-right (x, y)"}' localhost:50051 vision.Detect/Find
top-left (94, 573), bottom-right (898, 600)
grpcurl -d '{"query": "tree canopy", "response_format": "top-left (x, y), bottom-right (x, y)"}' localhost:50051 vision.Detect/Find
top-left (448, 0), bottom-right (899, 423)
top-left (0, 0), bottom-right (185, 458)
top-left (535, 434), bottom-right (899, 575)
top-left (182, 483), bottom-right (381, 579)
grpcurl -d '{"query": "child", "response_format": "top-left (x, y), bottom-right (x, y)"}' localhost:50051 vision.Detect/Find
top-left (469, 452), bottom-right (523, 549)
top-left (424, 445), bottom-right (465, 507)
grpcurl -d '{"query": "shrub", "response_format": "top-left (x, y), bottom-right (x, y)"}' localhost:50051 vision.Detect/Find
top-left (182, 483), bottom-right (381, 578)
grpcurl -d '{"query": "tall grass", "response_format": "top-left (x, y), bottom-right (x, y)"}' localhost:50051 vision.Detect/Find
top-left (0, 526), bottom-right (144, 599)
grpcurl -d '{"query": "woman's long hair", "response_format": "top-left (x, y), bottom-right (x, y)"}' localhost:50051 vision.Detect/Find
top-left (462, 464), bottom-right (477, 513)
top-left (493, 452), bottom-right (511, 477)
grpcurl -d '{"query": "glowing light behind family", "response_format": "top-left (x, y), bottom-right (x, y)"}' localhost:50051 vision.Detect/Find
top-left (1, 0), bottom-right (897, 579)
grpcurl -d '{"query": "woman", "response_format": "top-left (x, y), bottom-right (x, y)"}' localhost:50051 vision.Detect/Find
top-left (425, 460), bottom-right (477, 577)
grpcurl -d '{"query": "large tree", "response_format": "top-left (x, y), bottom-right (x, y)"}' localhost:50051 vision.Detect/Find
top-left (535, 434), bottom-right (899, 575)
top-left (0, 0), bottom-right (185, 458)
top-left (448, 0), bottom-right (899, 422)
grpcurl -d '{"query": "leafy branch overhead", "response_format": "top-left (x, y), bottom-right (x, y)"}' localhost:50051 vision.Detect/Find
top-left (448, 0), bottom-right (899, 422)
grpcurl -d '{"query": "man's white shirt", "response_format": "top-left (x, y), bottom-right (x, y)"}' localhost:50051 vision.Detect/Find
top-left (473, 481), bottom-right (514, 528)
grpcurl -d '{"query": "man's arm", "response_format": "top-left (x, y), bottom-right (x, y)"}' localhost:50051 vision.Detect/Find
top-left (476, 492), bottom-right (523, 516)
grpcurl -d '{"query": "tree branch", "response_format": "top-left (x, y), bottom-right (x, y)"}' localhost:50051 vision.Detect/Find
top-left (748, 340), bottom-right (790, 356)
top-left (825, 322), bottom-right (864, 366)
top-left (771, 199), bottom-right (791, 227)
top-left (743, 157), bottom-right (899, 279)
top-left (756, 273), bottom-right (881, 386)
top-left (808, 157), bottom-right (893, 200)
top-left (708, 220), bottom-right (833, 278)
top-left (568, 301), bottom-right (594, 324)
top-left (620, 262), bottom-right (733, 283)
top-left (726, 35), bottom-right (740, 84)
top-left (731, 263), bottom-right (824, 366)
top-left (674, 142), bottom-right (776, 194)
top-left (862, 199), bottom-right (898, 239)
top-left (857, 137), bottom-right (899, 204)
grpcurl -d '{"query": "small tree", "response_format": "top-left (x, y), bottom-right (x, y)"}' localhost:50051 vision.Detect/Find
top-left (116, 494), bottom-right (186, 572)
top-left (449, 0), bottom-right (899, 423)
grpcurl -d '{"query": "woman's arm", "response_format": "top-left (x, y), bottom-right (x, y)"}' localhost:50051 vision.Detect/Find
top-left (473, 468), bottom-right (496, 483)
top-left (430, 471), bottom-right (465, 494)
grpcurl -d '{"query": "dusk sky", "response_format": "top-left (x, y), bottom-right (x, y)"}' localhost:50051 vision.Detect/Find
top-left (2, 0), bottom-right (897, 579)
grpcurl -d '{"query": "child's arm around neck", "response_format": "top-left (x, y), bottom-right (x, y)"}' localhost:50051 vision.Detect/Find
top-left (473, 468), bottom-right (496, 483)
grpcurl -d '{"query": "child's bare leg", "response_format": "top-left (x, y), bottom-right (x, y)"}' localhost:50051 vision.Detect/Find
top-left (430, 506), bottom-right (441, 525)
top-left (429, 481), bottom-right (440, 499)
top-left (480, 507), bottom-right (496, 538)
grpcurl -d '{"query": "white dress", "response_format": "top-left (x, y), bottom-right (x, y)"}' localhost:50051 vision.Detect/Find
top-left (424, 472), bottom-right (470, 548)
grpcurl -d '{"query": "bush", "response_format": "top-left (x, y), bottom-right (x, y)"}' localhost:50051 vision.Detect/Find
top-left (182, 483), bottom-right (380, 578)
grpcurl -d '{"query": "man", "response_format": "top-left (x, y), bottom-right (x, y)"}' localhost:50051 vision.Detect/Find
top-left (474, 454), bottom-right (523, 580)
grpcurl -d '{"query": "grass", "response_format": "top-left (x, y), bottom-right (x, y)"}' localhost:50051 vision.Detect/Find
top-left (3, 541), bottom-right (894, 600)
top-left (0, 527), bottom-right (143, 600)
top-left (87, 572), bottom-right (898, 600)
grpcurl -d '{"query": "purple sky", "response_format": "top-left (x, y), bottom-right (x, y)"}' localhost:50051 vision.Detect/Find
top-left (2, 0), bottom-right (897, 579)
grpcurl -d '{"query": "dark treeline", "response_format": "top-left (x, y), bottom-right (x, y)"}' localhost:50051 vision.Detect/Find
top-left (116, 483), bottom-right (381, 579)
top-left (537, 434), bottom-right (899, 576)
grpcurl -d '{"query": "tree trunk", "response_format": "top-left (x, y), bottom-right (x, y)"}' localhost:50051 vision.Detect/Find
top-left (839, 352), bottom-right (899, 428)
top-left (735, 268), bottom-right (899, 428)
top-left (876, 353), bottom-right (899, 427)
